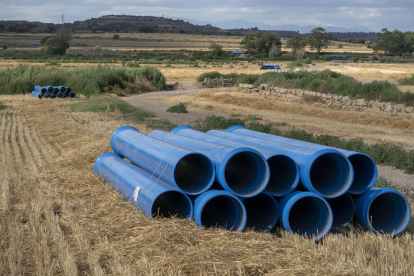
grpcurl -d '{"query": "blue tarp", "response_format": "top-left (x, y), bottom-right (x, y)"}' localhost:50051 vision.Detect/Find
top-left (232, 51), bottom-right (248, 54)
top-left (260, 64), bottom-right (280, 70)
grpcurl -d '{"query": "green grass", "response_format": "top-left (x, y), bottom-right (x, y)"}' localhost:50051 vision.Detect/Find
top-left (69, 98), bottom-right (176, 131)
top-left (193, 115), bottom-right (414, 175)
top-left (376, 176), bottom-right (414, 200)
top-left (0, 101), bottom-right (8, 110)
top-left (166, 103), bottom-right (188, 113)
top-left (399, 75), bottom-right (414, 85)
top-left (197, 69), bottom-right (414, 104)
top-left (0, 65), bottom-right (166, 97)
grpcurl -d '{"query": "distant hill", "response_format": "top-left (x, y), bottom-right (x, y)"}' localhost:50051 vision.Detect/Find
top-left (0, 15), bottom-right (376, 41)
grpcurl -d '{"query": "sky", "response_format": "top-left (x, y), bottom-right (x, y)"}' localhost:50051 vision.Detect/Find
top-left (0, 0), bottom-right (413, 32)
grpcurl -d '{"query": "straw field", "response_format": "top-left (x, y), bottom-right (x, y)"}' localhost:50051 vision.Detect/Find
top-left (0, 93), bottom-right (413, 275)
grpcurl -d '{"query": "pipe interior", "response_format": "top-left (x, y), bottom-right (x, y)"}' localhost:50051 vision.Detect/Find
top-left (243, 193), bottom-right (278, 231)
top-left (53, 88), bottom-right (59, 93)
top-left (288, 196), bottom-right (330, 237)
top-left (60, 87), bottom-right (66, 92)
top-left (224, 151), bottom-right (266, 195)
top-left (310, 153), bottom-right (349, 196)
top-left (151, 191), bottom-right (192, 219)
top-left (47, 87), bottom-right (53, 93)
top-left (348, 154), bottom-right (376, 193)
top-left (69, 93), bottom-right (75, 98)
top-left (200, 195), bottom-right (244, 230)
top-left (174, 153), bottom-right (214, 194)
top-left (266, 155), bottom-right (297, 196)
top-left (66, 87), bottom-right (72, 93)
top-left (41, 88), bottom-right (47, 93)
top-left (369, 193), bottom-right (407, 234)
top-left (328, 194), bottom-right (355, 227)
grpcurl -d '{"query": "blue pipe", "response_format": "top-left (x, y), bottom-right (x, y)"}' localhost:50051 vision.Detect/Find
top-left (149, 130), bottom-right (269, 198)
top-left (31, 91), bottom-right (43, 99)
top-left (65, 87), bottom-right (72, 93)
top-left (56, 92), bottom-right (66, 98)
top-left (242, 192), bottom-right (279, 232)
top-left (58, 85), bottom-right (66, 93)
top-left (207, 129), bottom-right (352, 198)
top-left (94, 152), bottom-right (193, 220)
top-left (277, 191), bottom-right (333, 241)
top-left (44, 92), bottom-right (51, 99)
top-left (172, 126), bottom-right (299, 197)
top-left (34, 85), bottom-right (47, 94)
top-left (111, 126), bottom-right (215, 195)
top-left (193, 190), bottom-right (246, 231)
top-left (227, 126), bottom-right (376, 195)
top-left (353, 188), bottom-right (411, 236)
top-left (46, 85), bottom-right (54, 93)
top-left (68, 92), bottom-right (76, 98)
top-left (52, 87), bottom-right (60, 94)
top-left (326, 193), bottom-right (355, 227)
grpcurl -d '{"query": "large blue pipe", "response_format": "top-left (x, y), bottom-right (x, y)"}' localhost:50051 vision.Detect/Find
top-left (57, 85), bottom-right (66, 93)
top-left (206, 130), bottom-right (352, 199)
top-left (68, 92), bottom-right (76, 98)
top-left (65, 87), bottom-right (72, 93)
top-left (53, 87), bottom-right (60, 94)
top-left (44, 92), bottom-right (51, 99)
top-left (46, 85), bottom-right (54, 93)
top-left (242, 192), bottom-right (279, 232)
top-left (111, 126), bottom-right (215, 195)
top-left (94, 153), bottom-right (193, 220)
top-left (148, 130), bottom-right (269, 198)
top-left (172, 126), bottom-right (299, 197)
top-left (326, 193), bottom-right (355, 227)
top-left (34, 85), bottom-right (47, 94)
top-left (56, 92), bottom-right (66, 98)
top-left (227, 126), bottom-right (377, 195)
top-left (277, 191), bottom-right (333, 241)
top-left (31, 91), bottom-right (43, 99)
top-left (353, 188), bottom-right (411, 236)
top-left (193, 190), bottom-right (246, 232)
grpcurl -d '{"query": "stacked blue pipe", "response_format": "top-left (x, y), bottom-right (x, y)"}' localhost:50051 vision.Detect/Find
top-left (31, 85), bottom-right (76, 99)
top-left (94, 125), bottom-right (411, 240)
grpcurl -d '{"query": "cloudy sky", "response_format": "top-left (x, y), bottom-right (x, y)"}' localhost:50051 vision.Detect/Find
top-left (0, 0), bottom-right (413, 32)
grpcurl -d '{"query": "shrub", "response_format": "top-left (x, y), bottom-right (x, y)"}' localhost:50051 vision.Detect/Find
top-left (113, 34), bottom-right (120, 40)
top-left (166, 103), bottom-right (188, 113)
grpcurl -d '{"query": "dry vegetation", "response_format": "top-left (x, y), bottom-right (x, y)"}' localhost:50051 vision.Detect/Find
top-left (0, 94), bottom-right (413, 275)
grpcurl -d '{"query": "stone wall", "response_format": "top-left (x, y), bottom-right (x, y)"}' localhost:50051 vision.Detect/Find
top-left (204, 78), bottom-right (237, 86)
top-left (237, 84), bottom-right (414, 114)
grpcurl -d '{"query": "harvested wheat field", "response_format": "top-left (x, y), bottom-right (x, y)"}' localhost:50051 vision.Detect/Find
top-left (0, 94), bottom-right (413, 275)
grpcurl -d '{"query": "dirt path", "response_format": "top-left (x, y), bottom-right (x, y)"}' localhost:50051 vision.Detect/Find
top-left (125, 85), bottom-right (231, 125)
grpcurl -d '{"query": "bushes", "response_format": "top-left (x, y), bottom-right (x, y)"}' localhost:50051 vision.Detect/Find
top-left (399, 75), bottom-right (414, 85)
top-left (0, 65), bottom-right (165, 96)
top-left (166, 103), bottom-right (188, 113)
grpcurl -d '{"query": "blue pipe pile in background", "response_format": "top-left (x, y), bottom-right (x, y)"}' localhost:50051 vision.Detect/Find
top-left (33, 85), bottom-right (76, 99)
top-left (94, 125), bottom-right (411, 241)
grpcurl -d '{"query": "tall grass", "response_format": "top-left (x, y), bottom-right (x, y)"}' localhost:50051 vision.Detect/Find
top-left (399, 75), bottom-right (414, 85)
top-left (0, 65), bottom-right (165, 96)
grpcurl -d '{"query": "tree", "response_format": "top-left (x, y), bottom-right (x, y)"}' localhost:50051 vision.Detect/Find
top-left (307, 27), bottom-right (332, 56)
top-left (94, 45), bottom-right (102, 51)
top-left (268, 45), bottom-right (283, 58)
top-left (2, 45), bottom-right (7, 50)
top-left (365, 41), bottom-right (373, 49)
top-left (112, 34), bottom-right (120, 40)
top-left (286, 35), bottom-right (307, 54)
top-left (373, 29), bottom-right (414, 54)
top-left (240, 32), bottom-right (282, 54)
top-left (209, 42), bottom-right (223, 56)
top-left (45, 28), bottom-right (72, 55)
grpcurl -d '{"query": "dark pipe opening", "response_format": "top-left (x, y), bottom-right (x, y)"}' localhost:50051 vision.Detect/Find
top-left (152, 191), bottom-right (192, 219)
top-left (69, 93), bottom-right (75, 98)
top-left (53, 88), bottom-right (59, 93)
top-left (174, 153), bottom-right (214, 194)
top-left (289, 196), bottom-right (330, 237)
top-left (41, 88), bottom-right (47, 93)
top-left (44, 94), bottom-right (50, 98)
top-left (47, 87), bottom-right (53, 93)
top-left (310, 153), bottom-right (349, 196)
top-left (200, 195), bottom-right (244, 230)
top-left (66, 87), bottom-right (72, 93)
top-left (369, 193), bottom-right (407, 234)
top-left (266, 155), bottom-right (297, 196)
top-left (327, 194), bottom-right (354, 227)
top-left (59, 87), bottom-right (66, 92)
top-left (348, 154), bottom-right (376, 194)
top-left (243, 193), bottom-right (278, 231)
top-left (224, 151), bottom-right (266, 195)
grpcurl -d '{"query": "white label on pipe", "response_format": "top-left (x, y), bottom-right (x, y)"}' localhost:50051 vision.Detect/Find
top-left (133, 187), bottom-right (141, 202)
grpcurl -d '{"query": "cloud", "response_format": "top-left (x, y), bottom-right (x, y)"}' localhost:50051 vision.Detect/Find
top-left (0, 0), bottom-right (413, 31)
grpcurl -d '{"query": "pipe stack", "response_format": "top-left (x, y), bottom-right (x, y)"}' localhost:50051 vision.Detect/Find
top-left (32, 85), bottom-right (76, 99)
top-left (94, 125), bottom-right (411, 241)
